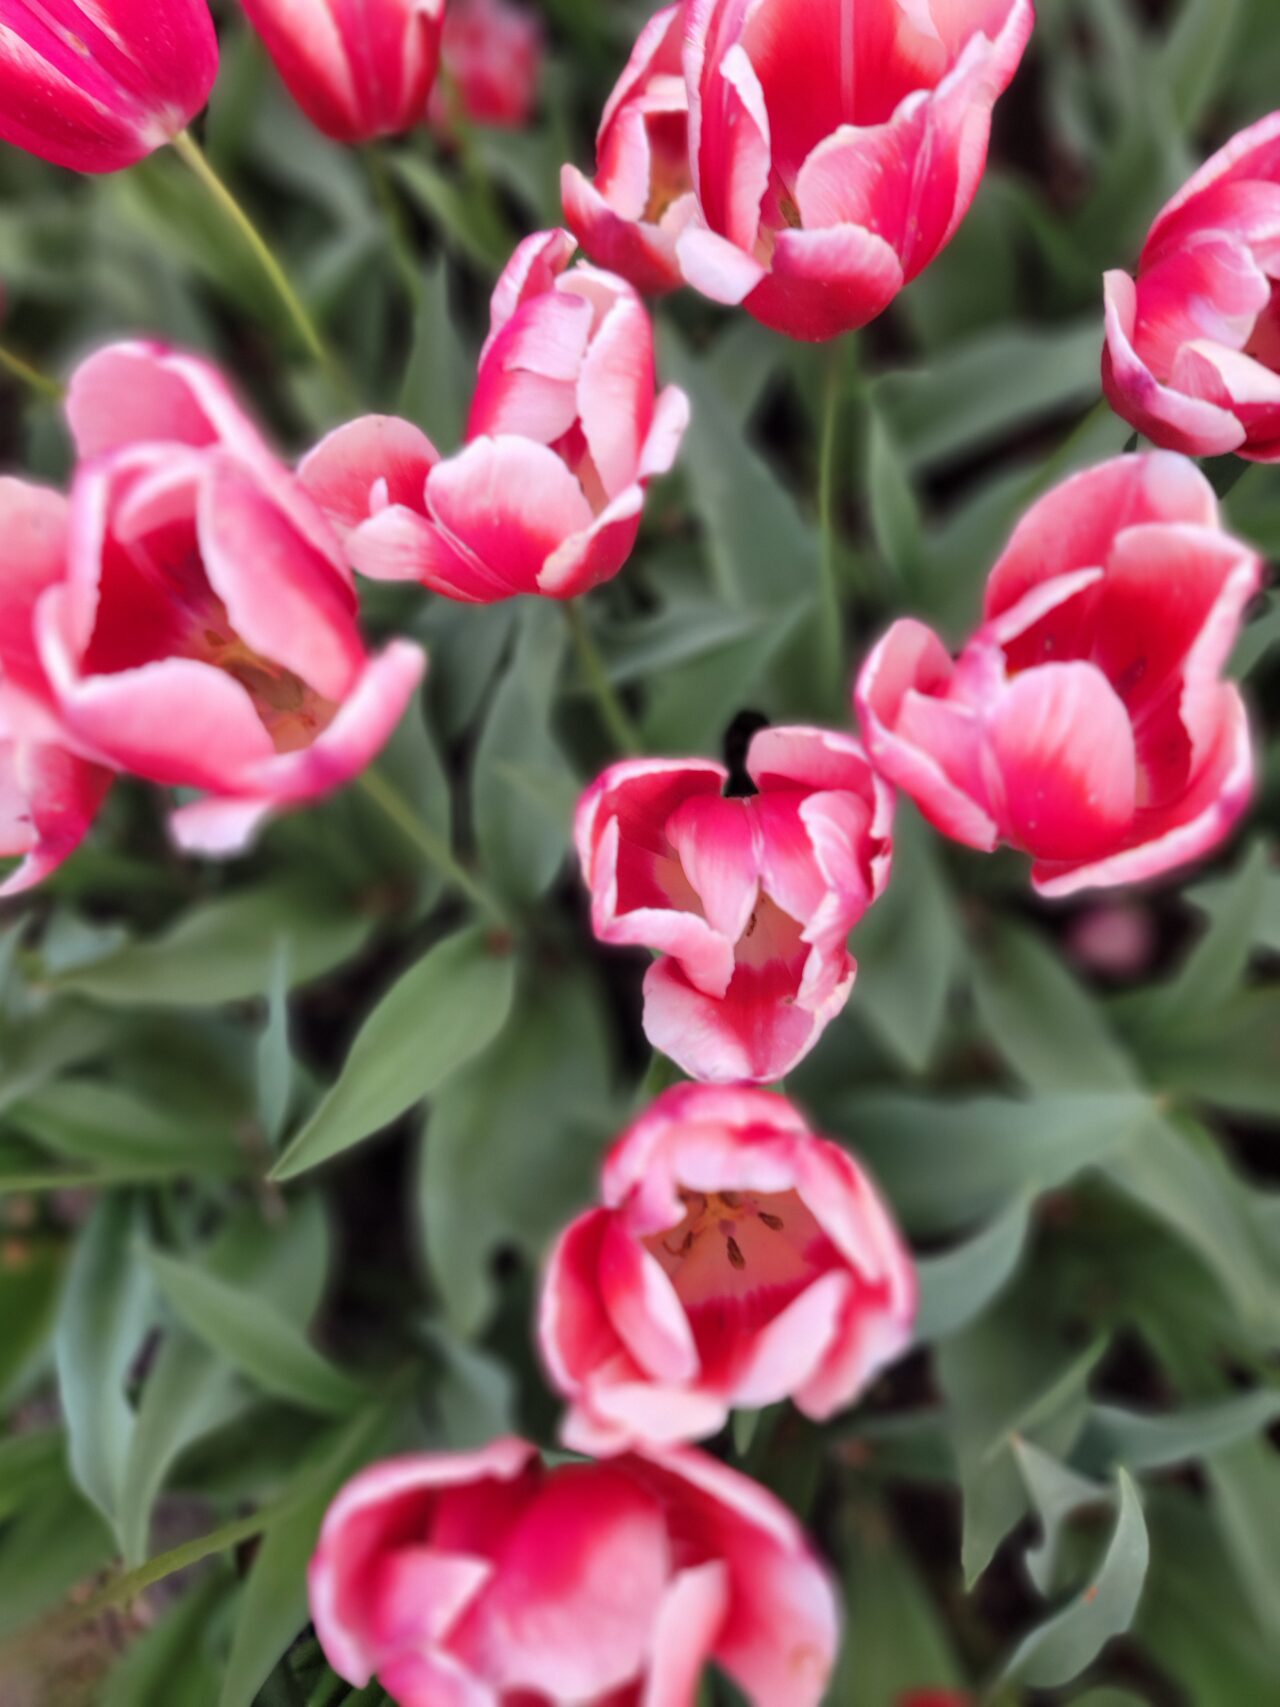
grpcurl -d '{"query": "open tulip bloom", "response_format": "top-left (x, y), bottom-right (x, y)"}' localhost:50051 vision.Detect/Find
top-left (0, 343), bottom-right (424, 859)
top-left (301, 229), bottom-right (690, 602)
top-left (1104, 110), bottom-right (1280, 460)
top-left (540, 1083), bottom-right (917, 1454)
top-left (577, 726), bottom-right (894, 1084)
top-left (310, 1436), bottom-right (840, 1707)
top-left (856, 454), bottom-right (1261, 896)
top-left (0, 0), bottom-right (218, 173)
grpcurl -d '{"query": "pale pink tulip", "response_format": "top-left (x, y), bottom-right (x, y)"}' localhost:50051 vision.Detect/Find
top-left (677, 0), bottom-right (1035, 339)
top-left (301, 229), bottom-right (689, 602)
top-left (576, 727), bottom-right (893, 1083)
top-left (310, 1436), bottom-right (840, 1706)
top-left (240, 0), bottom-right (444, 143)
top-left (1104, 112), bottom-right (1280, 460)
top-left (561, 5), bottom-right (695, 295)
top-left (541, 1083), bottom-right (916, 1454)
top-left (16, 343), bottom-right (427, 856)
top-left (856, 454), bottom-right (1261, 896)
top-left (0, 0), bottom-right (218, 173)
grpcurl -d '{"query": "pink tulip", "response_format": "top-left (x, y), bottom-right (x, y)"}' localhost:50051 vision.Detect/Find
top-left (239, 0), bottom-right (444, 144)
top-left (576, 727), bottom-right (893, 1084)
top-left (0, 0), bottom-right (218, 173)
top-left (540, 1083), bottom-right (916, 1454)
top-left (677, 0), bottom-right (1035, 340)
top-left (301, 229), bottom-right (689, 603)
top-left (13, 343), bottom-right (426, 857)
top-left (1104, 112), bottom-right (1280, 460)
top-left (0, 479), bottom-right (111, 893)
top-left (561, 5), bottom-right (695, 295)
top-left (431, 0), bottom-right (542, 131)
top-left (310, 1435), bottom-right (840, 1706)
top-left (856, 454), bottom-right (1261, 897)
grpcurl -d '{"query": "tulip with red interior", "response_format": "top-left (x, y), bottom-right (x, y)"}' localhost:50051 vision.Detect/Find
top-left (856, 454), bottom-right (1261, 896)
top-left (676, 0), bottom-right (1035, 340)
top-left (431, 0), bottom-right (542, 132)
top-left (1104, 111), bottom-right (1280, 460)
top-left (561, 4), bottom-right (695, 295)
top-left (310, 1435), bottom-right (840, 1706)
top-left (576, 725), bottom-right (893, 1083)
top-left (12, 343), bottom-right (425, 857)
top-left (239, 0), bottom-right (445, 144)
top-left (0, 0), bottom-right (218, 174)
top-left (301, 228), bottom-right (689, 602)
top-left (540, 1082), bottom-right (916, 1454)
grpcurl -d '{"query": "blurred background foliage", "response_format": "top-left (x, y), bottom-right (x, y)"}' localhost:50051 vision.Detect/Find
top-left (0, 0), bottom-right (1277, 1702)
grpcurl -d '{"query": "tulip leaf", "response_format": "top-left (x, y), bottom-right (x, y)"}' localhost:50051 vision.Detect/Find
top-left (914, 1195), bottom-right (1033, 1342)
top-left (272, 926), bottom-right (517, 1180)
top-left (1081, 1389), bottom-right (1280, 1474)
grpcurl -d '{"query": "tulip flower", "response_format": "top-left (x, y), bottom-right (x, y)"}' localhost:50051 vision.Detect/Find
top-left (432, 0), bottom-right (542, 131)
top-left (561, 4), bottom-right (695, 295)
top-left (0, 479), bottom-right (111, 893)
top-left (301, 229), bottom-right (689, 602)
top-left (540, 1083), bottom-right (917, 1453)
top-left (310, 1435), bottom-right (840, 1707)
top-left (1104, 111), bottom-right (1280, 460)
top-left (8, 343), bottom-right (426, 856)
top-left (856, 454), bottom-right (1261, 896)
top-left (576, 726), bottom-right (893, 1083)
top-left (240, 0), bottom-right (445, 144)
top-left (677, 0), bottom-right (1035, 340)
top-left (0, 0), bottom-right (218, 174)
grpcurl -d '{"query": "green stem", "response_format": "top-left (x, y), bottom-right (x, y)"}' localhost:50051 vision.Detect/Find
top-left (817, 343), bottom-right (847, 713)
top-left (364, 146), bottom-right (423, 307)
top-left (172, 129), bottom-right (344, 389)
top-left (0, 343), bottom-right (61, 400)
top-left (358, 768), bottom-right (513, 930)
top-left (563, 601), bottom-right (642, 756)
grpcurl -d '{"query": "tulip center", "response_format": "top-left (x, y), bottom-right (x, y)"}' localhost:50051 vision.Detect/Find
top-left (192, 616), bottom-right (339, 754)
top-left (646, 1187), bottom-right (834, 1350)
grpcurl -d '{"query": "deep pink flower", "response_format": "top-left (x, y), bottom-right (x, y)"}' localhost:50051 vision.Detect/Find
top-left (431, 0), bottom-right (541, 131)
top-left (561, 4), bottom-right (695, 296)
top-left (1104, 112), bottom-right (1280, 460)
top-left (0, 479), bottom-right (112, 892)
top-left (301, 230), bottom-right (689, 603)
top-left (540, 1083), bottom-right (916, 1454)
top-left (239, 0), bottom-right (444, 144)
top-left (13, 343), bottom-right (426, 857)
top-left (310, 1436), bottom-right (840, 1707)
top-left (0, 0), bottom-right (218, 173)
top-left (856, 454), bottom-right (1261, 897)
top-left (677, 0), bottom-right (1035, 340)
top-left (576, 727), bottom-right (893, 1084)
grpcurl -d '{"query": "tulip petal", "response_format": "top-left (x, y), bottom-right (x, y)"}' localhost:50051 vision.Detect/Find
top-left (642, 1562), bottom-right (731, 1707)
top-left (299, 416), bottom-right (440, 535)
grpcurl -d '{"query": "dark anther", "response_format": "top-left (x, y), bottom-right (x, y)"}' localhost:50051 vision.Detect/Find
top-left (758, 1211), bottom-right (784, 1231)
top-left (726, 1235), bottom-right (746, 1270)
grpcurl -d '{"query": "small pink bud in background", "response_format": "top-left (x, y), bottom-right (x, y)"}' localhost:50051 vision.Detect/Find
top-left (1104, 111), bottom-right (1280, 460)
top-left (310, 1436), bottom-right (840, 1707)
top-left (0, 0), bottom-right (218, 174)
top-left (431, 0), bottom-right (542, 132)
top-left (1067, 901), bottom-right (1157, 980)
top-left (301, 229), bottom-right (689, 603)
top-left (856, 454), bottom-right (1261, 897)
top-left (576, 727), bottom-right (893, 1084)
top-left (540, 1082), bottom-right (917, 1454)
top-left (239, 0), bottom-right (445, 144)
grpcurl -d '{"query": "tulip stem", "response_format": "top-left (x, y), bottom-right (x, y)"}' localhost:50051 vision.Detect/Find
top-left (0, 343), bottom-right (61, 401)
top-left (358, 768), bottom-right (513, 930)
top-left (172, 129), bottom-right (344, 389)
top-left (817, 343), bottom-right (848, 715)
top-left (364, 146), bottom-right (423, 307)
top-left (563, 601), bottom-right (642, 756)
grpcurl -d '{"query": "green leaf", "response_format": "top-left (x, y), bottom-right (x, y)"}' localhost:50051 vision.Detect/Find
top-left (866, 404), bottom-right (925, 592)
top-left (1013, 1438), bottom-right (1111, 1596)
top-left (398, 254), bottom-right (473, 445)
top-left (257, 942), bottom-right (295, 1150)
top-left (0, 1467), bottom-right (114, 1642)
top-left (144, 1246), bottom-right (366, 1417)
top-left (7, 1080), bottom-right (243, 1180)
top-left (54, 1194), bottom-right (154, 1543)
top-left (273, 926), bottom-right (517, 1181)
top-left (845, 805), bottom-right (962, 1075)
top-left (833, 1504), bottom-right (965, 1705)
top-left (1208, 1441), bottom-right (1280, 1653)
top-left (1138, 842), bottom-right (1268, 1037)
top-left (914, 1195), bottom-right (1032, 1342)
top-left (0, 1244), bottom-right (64, 1406)
top-left (52, 881), bottom-right (374, 1008)
top-left (387, 152), bottom-right (511, 270)
top-left (1003, 1471), bottom-right (1150, 1689)
top-left (1187, 846), bottom-right (1280, 955)
top-left (1082, 1390), bottom-right (1280, 1474)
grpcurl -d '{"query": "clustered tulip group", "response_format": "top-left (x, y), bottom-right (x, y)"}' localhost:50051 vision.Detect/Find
top-left (0, 0), bottom-right (1271, 1701)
